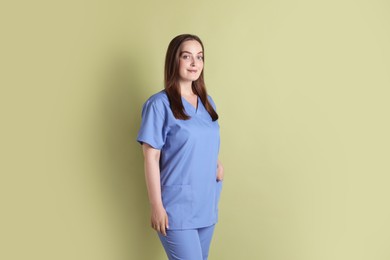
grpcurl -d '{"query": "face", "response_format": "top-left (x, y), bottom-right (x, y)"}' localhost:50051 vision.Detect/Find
top-left (177, 40), bottom-right (204, 84)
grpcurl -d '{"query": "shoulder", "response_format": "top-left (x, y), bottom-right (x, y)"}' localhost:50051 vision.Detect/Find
top-left (145, 90), bottom-right (169, 105)
top-left (141, 90), bottom-right (170, 118)
top-left (143, 90), bottom-right (170, 109)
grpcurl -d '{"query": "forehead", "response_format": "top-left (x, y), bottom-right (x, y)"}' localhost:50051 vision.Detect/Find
top-left (179, 40), bottom-right (203, 53)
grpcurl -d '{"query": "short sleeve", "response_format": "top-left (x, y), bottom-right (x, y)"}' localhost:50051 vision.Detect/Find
top-left (136, 99), bottom-right (166, 150)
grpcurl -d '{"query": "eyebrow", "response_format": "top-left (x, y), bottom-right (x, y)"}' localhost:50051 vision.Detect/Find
top-left (180, 51), bottom-right (203, 54)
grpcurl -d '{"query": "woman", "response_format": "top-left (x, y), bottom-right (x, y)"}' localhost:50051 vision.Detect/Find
top-left (137, 34), bottom-right (224, 260)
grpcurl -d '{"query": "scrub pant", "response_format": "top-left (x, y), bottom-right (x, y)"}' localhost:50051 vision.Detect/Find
top-left (157, 224), bottom-right (216, 260)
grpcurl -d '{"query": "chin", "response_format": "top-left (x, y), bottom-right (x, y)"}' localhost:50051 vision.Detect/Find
top-left (189, 75), bottom-right (201, 81)
top-left (181, 75), bottom-right (200, 82)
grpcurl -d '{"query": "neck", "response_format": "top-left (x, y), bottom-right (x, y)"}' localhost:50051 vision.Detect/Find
top-left (180, 81), bottom-right (195, 96)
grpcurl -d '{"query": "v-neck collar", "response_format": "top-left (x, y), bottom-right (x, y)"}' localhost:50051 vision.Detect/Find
top-left (181, 95), bottom-right (200, 115)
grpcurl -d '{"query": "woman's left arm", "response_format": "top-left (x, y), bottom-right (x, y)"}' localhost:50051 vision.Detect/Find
top-left (216, 159), bottom-right (224, 181)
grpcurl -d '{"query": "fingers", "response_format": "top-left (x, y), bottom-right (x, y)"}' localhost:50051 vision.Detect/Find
top-left (160, 213), bottom-right (169, 236)
top-left (165, 215), bottom-right (169, 230)
top-left (154, 224), bottom-right (166, 236)
top-left (151, 217), bottom-right (168, 236)
top-left (216, 169), bottom-right (224, 181)
top-left (151, 222), bottom-right (161, 230)
top-left (216, 163), bottom-right (224, 181)
top-left (160, 225), bottom-right (167, 236)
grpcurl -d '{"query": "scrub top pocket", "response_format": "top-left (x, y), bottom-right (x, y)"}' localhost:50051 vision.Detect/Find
top-left (161, 184), bottom-right (193, 229)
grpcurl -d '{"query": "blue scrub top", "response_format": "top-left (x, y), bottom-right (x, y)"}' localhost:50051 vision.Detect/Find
top-left (137, 90), bottom-right (223, 230)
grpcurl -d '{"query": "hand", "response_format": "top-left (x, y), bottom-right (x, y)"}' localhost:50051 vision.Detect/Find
top-left (150, 204), bottom-right (169, 236)
top-left (216, 161), bottom-right (224, 181)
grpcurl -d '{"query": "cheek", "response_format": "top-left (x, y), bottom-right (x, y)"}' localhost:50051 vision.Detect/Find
top-left (179, 60), bottom-right (188, 69)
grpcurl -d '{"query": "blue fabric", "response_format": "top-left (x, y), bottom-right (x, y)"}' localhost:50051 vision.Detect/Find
top-left (137, 90), bottom-right (223, 230)
top-left (157, 224), bottom-right (216, 260)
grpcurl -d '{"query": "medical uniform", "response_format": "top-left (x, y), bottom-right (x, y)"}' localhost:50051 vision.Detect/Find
top-left (137, 90), bottom-right (223, 259)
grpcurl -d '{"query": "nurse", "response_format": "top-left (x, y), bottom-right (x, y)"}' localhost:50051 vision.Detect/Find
top-left (137, 34), bottom-right (224, 260)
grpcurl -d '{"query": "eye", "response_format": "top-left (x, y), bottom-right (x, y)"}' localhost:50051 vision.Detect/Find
top-left (197, 56), bottom-right (204, 61)
top-left (182, 55), bottom-right (190, 59)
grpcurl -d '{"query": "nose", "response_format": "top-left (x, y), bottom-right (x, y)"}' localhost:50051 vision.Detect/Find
top-left (190, 56), bottom-right (196, 66)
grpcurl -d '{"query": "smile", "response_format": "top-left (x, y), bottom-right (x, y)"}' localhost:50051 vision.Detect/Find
top-left (188, 70), bottom-right (198, 73)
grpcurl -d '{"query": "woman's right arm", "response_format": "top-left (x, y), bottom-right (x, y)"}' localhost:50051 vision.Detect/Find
top-left (142, 143), bottom-right (169, 236)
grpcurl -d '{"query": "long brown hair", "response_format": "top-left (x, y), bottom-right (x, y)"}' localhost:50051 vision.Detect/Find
top-left (164, 34), bottom-right (219, 121)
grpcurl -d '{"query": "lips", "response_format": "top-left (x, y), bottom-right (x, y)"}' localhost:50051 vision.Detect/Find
top-left (187, 69), bottom-right (198, 73)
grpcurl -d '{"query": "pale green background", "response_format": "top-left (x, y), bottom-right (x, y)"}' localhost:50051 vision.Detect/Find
top-left (1, 0), bottom-right (390, 259)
